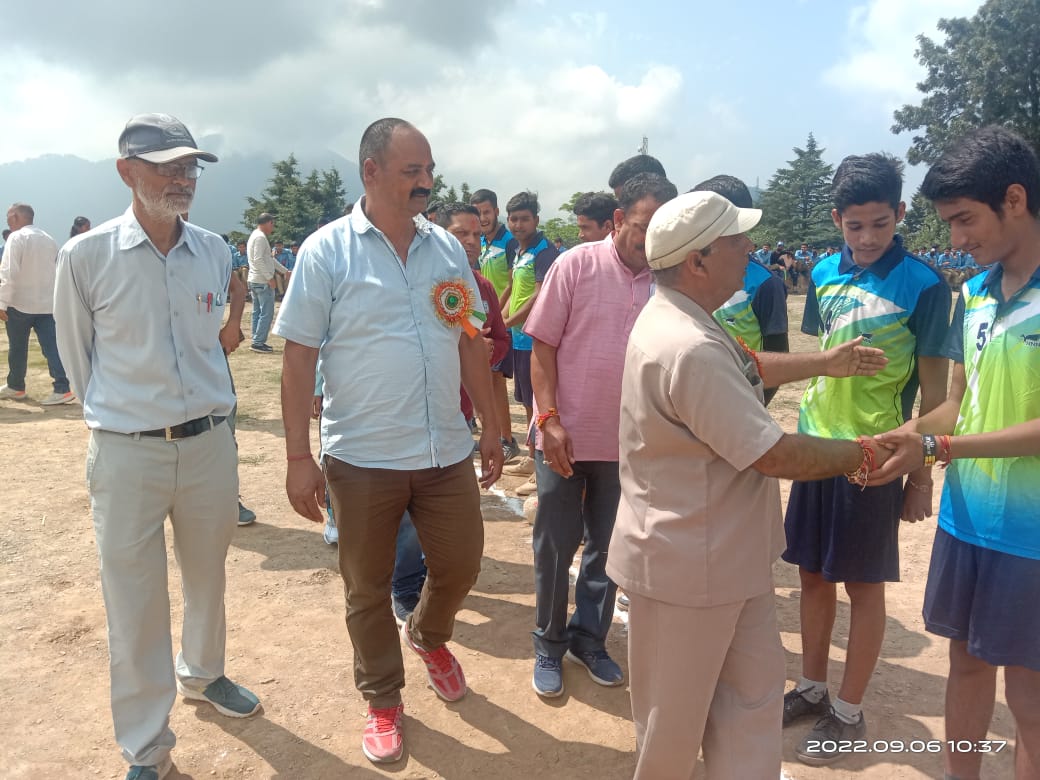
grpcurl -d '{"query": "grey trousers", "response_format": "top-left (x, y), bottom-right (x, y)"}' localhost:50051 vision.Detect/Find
top-left (531, 453), bottom-right (621, 657)
top-left (87, 423), bottom-right (238, 766)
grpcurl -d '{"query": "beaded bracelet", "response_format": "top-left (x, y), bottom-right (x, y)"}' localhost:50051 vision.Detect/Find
top-left (535, 408), bottom-right (560, 430)
top-left (922, 434), bottom-right (938, 467)
top-left (845, 436), bottom-right (877, 490)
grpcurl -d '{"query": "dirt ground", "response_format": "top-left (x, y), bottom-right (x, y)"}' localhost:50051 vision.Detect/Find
top-left (0, 294), bottom-right (1016, 779)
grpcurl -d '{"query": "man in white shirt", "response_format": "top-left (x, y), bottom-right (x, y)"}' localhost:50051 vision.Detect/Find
top-left (0, 203), bottom-right (74, 404)
top-left (246, 213), bottom-right (288, 353)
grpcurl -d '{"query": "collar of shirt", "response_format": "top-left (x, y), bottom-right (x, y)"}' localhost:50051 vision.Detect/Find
top-left (838, 234), bottom-right (907, 279)
top-left (117, 207), bottom-right (199, 257)
top-left (605, 234), bottom-right (651, 279)
top-left (978, 262), bottom-right (1040, 303)
top-left (351, 197), bottom-right (433, 244)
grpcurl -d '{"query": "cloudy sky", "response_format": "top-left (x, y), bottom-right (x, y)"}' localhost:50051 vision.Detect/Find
top-left (3, 0), bottom-right (983, 215)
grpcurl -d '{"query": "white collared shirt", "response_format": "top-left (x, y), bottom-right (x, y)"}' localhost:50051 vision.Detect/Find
top-left (246, 228), bottom-right (288, 284)
top-left (0, 224), bottom-right (59, 314)
top-left (54, 207), bottom-right (235, 433)
top-left (273, 201), bottom-right (480, 470)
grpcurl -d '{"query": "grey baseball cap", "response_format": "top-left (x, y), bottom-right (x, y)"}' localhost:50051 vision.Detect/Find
top-left (118, 113), bottom-right (218, 164)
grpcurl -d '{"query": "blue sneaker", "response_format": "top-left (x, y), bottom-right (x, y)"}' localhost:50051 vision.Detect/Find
top-left (565, 649), bottom-right (624, 687)
top-left (237, 502), bottom-right (256, 526)
top-left (126, 757), bottom-right (171, 780)
top-left (177, 675), bottom-right (261, 718)
top-left (532, 654), bottom-right (564, 698)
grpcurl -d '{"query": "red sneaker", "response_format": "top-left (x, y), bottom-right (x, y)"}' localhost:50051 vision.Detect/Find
top-left (400, 622), bottom-right (468, 702)
top-left (362, 703), bottom-right (404, 763)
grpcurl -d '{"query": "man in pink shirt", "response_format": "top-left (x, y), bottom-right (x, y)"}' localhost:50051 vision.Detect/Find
top-left (524, 173), bottom-right (678, 697)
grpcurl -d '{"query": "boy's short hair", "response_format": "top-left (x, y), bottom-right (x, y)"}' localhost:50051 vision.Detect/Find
top-left (832, 153), bottom-right (904, 213)
top-left (608, 154), bottom-right (667, 190)
top-left (470, 188), bottom-right (498, 208)
top-left (691, 174), bottom-right (754, 209)
top-left (921, 125), bottom-right (1040, 217)
top-left (506, 191), bottom-right (539, 216)
top-left (573, 191), bottom-right (619, 223)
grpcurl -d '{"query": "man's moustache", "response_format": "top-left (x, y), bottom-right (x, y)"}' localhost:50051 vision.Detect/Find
top-left (411, 188), bottom-right (431, 198)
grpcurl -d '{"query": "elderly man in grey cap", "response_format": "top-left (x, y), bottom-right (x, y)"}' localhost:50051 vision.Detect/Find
top-left (54, 113), bottom-right (259, 780)
top-left (607, 191), bottom-right (892, 779)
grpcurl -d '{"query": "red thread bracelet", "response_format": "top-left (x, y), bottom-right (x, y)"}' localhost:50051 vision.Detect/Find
top-left (535, 408), bottom-right (560, 430)
top-left (287, 453), bottom-right (313, 462)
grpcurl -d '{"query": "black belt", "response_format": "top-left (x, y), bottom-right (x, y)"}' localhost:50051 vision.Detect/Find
top-left (138, 415), bottom-right (225, 441)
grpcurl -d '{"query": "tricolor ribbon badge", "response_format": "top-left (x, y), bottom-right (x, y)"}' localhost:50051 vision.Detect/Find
top-left (431, 279), bottom-right (484, 337)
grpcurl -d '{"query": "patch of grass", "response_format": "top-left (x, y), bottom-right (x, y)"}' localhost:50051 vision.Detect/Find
top-left (239, 453), bottom-right (268, 467)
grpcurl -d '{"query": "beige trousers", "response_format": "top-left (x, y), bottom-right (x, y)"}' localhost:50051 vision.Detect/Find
top-left (627, 590), bottom-right (784, 780)
top-left (88, 423), bottom-right (238, 767)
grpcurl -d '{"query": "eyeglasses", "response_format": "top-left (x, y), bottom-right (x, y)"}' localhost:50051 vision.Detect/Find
top-left (140, 160), bottom-right (205, 179)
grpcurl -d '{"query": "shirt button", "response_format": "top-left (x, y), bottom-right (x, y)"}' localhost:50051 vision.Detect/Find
top-left (188, 389), bottom-right (195, 395)
top-left (173, 311), bottom-right (179, 317)
top-left (178, 351), bottom-right (184, 357)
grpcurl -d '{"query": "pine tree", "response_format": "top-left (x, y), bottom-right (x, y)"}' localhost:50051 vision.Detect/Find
top-left (757, 133), bottom-right (841, 247)
top-left (243, 155), bottom-right (348, 243)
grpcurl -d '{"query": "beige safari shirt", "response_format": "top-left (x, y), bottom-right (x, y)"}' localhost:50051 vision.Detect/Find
top-left (607, 286), bottom-right (786, 607)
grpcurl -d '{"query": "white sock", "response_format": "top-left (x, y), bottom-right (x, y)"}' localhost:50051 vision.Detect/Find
top-left (796, 677), bottom-right (827, 703)
top-left (832, 696), bottom-right (862, 724)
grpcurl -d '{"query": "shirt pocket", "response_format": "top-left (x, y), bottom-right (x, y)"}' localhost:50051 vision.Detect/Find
top-left (191, 291), bottom-right (226, 350)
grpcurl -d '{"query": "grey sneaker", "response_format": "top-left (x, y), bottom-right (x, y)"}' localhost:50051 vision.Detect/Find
top-left (532, 654), bottom-right (564, 698)
top-left (782, 686), bottom-right (831, 726)
top-left (237, 502), bottom-right (256, 526)
top-left (795, 707), bottom-right (866, 766)
top-left (40, 391), bottom-right (76, 405)
top-left (126, 757), bottom-right (172, 780)
top-left (177, 675), bottom-right (261, 718)
top-left (565, 649), bottom-right (624, 686)
top-left (323, 515), bottom-right (338, 545)
top-left (0, 385), bottom-right (28, 401)
top-left (501, 437), bottom-right (521, 463)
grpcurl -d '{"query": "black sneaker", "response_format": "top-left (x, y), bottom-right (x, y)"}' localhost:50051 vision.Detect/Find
top-left (794, 707), bottom-right (866, 766)
top-left (250, 343), bottom-right (273, 353)
top-left (782, 686), bottom-right (831, 726)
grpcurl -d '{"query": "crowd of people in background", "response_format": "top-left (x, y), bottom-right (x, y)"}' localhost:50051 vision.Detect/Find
top-left (4, 113), bottom-right (1040, 780)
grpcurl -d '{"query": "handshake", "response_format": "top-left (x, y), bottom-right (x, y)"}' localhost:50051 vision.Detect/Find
top-left (859, 430), bottom-right (948, 487)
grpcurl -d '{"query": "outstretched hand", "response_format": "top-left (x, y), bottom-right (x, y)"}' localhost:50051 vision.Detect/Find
top-left (825, 336), bottom-right (888, 378)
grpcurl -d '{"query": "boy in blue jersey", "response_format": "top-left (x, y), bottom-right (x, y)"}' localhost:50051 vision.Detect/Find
top-left (693, 175), bottom-right (789, 404)
top-left (782, 153), bottom-right (952, 765)
top-left (869, 126), bottom-right (1040, 780)
top-left (501, 191), bottom-right (558, 495)
top-left (471, 188), bottom-right (522, 463)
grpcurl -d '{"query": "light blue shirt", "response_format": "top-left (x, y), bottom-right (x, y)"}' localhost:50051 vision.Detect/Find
top-left (54, 207), bottom-right (235, 433)
top-left (275, 248), bottom-right (295, 271)
top-left (273, 200), bottom-right (479, 470)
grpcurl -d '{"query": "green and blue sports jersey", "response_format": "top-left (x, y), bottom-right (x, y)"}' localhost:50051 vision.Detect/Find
top-left (799, 236), bottom-right (950, 438)
top-left (714, 260), bottom-right (787, 352)
top-left (939, 266), bottom-right (1040, 559)
top-left (508, 232), bottom-right (557, 350)
top-left (478, 224), bottom-right (513, 299)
